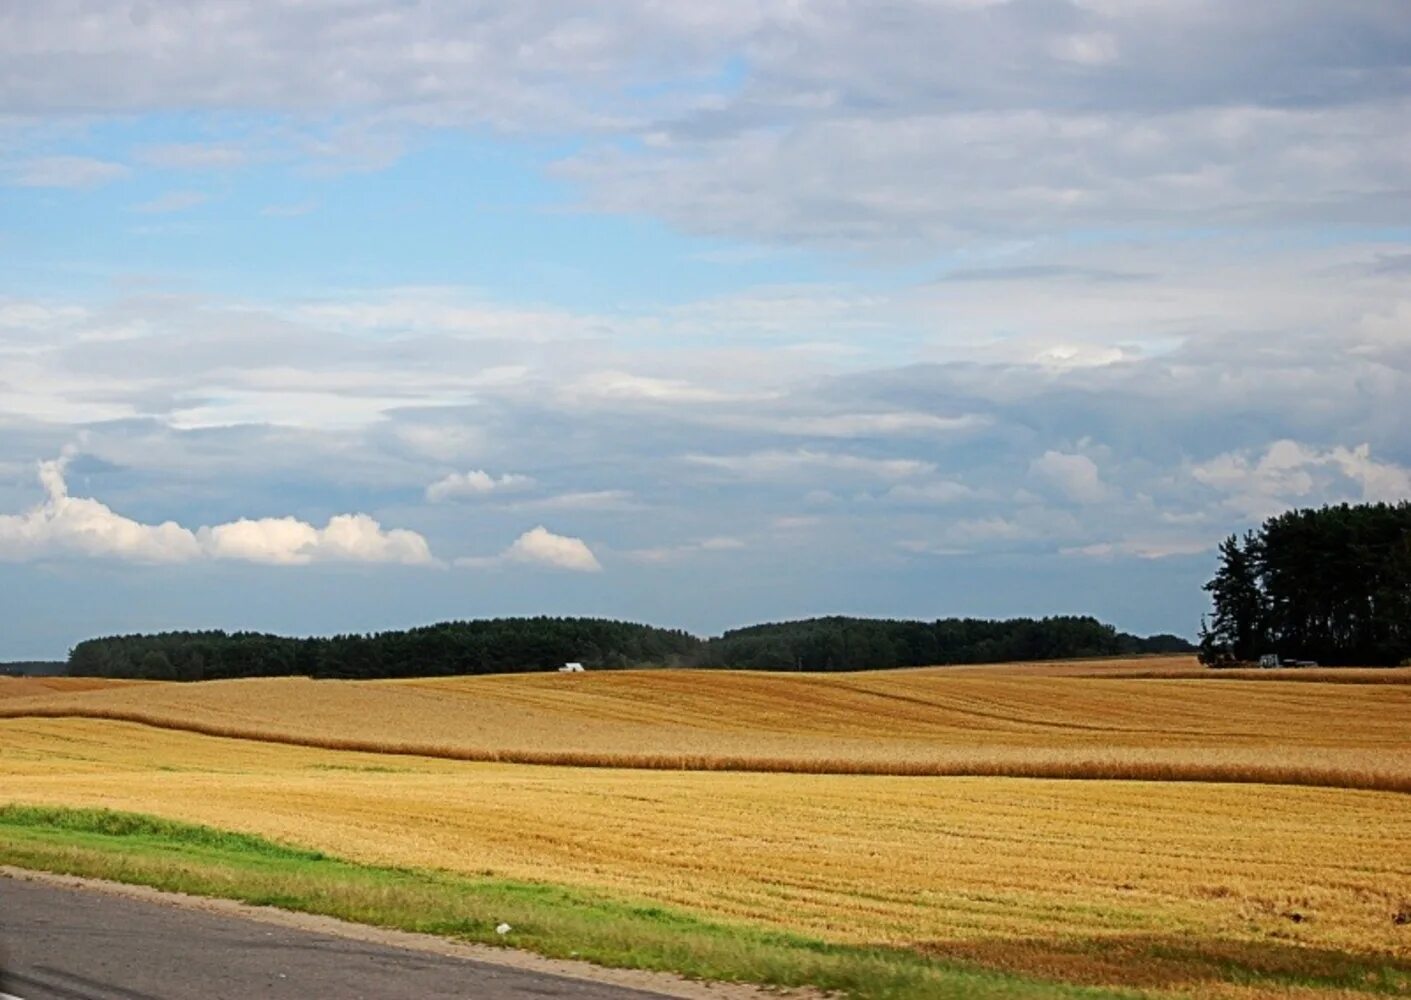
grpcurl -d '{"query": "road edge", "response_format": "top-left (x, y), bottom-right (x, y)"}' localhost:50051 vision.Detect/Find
top-left (0, 865), bottom-right (817, 1000)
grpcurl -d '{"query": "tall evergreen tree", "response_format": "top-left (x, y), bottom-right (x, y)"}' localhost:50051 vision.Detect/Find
top-left (1202, 533), bottom-right (1267, 662)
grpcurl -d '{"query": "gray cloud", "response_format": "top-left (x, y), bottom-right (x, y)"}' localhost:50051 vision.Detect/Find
top-left (936, 265), bottom-right (1151, 284)
top-left (9, 3), bottom-right (1403, 120)
top-left (0, 1), bottom-right (756, 124)
top-left (1366, 253), bottom-right (1411, 276)
top-left (564, 101), bottom-right (1411, 250)
top-left (4, 3), bottom-right (1408, 248)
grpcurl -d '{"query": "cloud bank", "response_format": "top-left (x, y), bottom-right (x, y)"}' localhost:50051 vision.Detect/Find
top-left (0, 456), bottom-right (435, 566)
top-left (7, 3), bottom-right (1408, 248)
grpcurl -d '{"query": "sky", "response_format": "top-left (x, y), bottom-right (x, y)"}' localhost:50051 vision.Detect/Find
top-left (2, 1), bottom-right (1410, 658)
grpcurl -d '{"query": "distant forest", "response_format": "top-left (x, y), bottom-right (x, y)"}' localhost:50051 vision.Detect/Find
top-left (65, 615), bottom-right (1192, 681)
top-left (1201, 502), bottom-right (1411, 666)
top-left (696, 616), bottom-right (1190, 671)
top-left (0, 660), bottom-right (68, 677)
top-left (67, 618), bottom-right (698, 681)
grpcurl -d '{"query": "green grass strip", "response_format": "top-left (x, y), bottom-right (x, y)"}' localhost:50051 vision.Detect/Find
top-left (0, 803), bottom-right (1137, 1000)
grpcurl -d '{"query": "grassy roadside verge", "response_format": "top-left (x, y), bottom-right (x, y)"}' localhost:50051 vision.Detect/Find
top-left (0, 804), bottom-right (1136, 1000)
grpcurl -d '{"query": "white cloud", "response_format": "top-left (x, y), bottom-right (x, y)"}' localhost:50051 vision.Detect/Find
top-left (1048, 32), bottom-right (1119, 67)
top-left (165, 388), bottom-right (451, 432)
top-left (1336, 444), bottom-right (1411, 503)
top-left (392, 424), bottom-right (488, 464)
top-left (901, 505), bottom-right (1083, 557)
top-left (565, 371), bottom-right (738, 405)
top-left (720, 411), bottom-right (985, 438)
top-left (0, 456), bottom-right (436, 567)
top-left (131, 190), bottom-right (208, 214)
top-left (699, 535), bottom-right (746, 550)
top-left (7, 156), bottom-right (128, 189)
top-left (509, 490), bottom-right (638, 512)
top-left (1029, 450), bottom-right (1108, 504)
top-left (197, 516), bottom-right (322, 565)
top-left (686, 449), bottom-right (933, 481)
top-left (939, 516), bottom-right (1026, 545)
top-left (425, 470), bottom-right (534, 503)
top-left (199, 513), bottom-right (435, 566)
top-left (884, 480), bottom-right (974, 505)
top-left (622, 535), bottom-right (744, 564)
top-left (295, 288), bottom-right (589, 340)
top-left (1031, 343), bottom-right (1129, 370)
top-left (503, 526), bottom-right (602, 572)
top-left (0, 456), bottom-right (201, 563)
top-left (1060, 539), bottom-right (1211, 561)
top-left (136, 143), bottom-right (249, 169)
top-left (1193, 440), bottom-right (1411, 519)
top-left (0, 299), bottom-right (88, 332)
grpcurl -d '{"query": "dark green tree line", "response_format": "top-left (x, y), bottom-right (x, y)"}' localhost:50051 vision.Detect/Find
top-left (68, 618), bottom-right (701, 681)
top-left (67, 615), bottom-right (1192, 681)
top-left (697, 615), bottom-right (1189, 671)
top-left (1200, 502), bottom-right (1411, 665)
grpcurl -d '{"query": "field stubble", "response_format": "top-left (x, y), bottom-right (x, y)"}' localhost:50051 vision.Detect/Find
top-left (2, 717), bottom-right (1410, 997)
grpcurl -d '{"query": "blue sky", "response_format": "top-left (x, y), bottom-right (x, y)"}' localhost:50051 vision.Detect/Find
top-left (2, 1), bottom-right (1409, 658)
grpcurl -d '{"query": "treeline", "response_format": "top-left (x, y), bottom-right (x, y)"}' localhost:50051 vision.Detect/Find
top-left (68, 618), bottom-right (700, 681)
top-left (67, 614), bottom-right (1191, 680)
top-left (0, 660), bottom-right (67, 677)
top-left (696, 616), bottom-right (1191, 671)
top-left (1201, 502), bottom-right (1411, 666)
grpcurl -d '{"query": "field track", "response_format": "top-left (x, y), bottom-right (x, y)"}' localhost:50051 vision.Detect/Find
top-left (3, 657), bottom-right (1409, 792)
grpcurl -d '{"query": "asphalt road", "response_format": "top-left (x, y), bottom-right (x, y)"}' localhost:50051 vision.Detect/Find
top-left (0, 877), bottom-right (671, 1000)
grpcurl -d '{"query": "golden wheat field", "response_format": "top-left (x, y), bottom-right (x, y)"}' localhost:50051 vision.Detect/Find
top-left (3, 660), bottom-right (1410, 997)
top-left (1, 716), bottom-right (1409, 998)
top-left (3, 657), bottom-right (1410, 790)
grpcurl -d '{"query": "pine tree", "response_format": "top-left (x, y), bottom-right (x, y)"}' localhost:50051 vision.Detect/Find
top-left (1202, 533), bottom-right (1267, 662)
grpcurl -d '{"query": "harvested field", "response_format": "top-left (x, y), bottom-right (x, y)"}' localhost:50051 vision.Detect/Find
top-left (0, 676), bottom-right (138, 699)
top-left (3, 658), bottom-right (1409, 791)
top-left (2, 717), bottom-right (1409, 999)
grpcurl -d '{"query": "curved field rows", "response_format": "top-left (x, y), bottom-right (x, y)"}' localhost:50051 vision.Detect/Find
top-left (3, 659), bottom-right (1409, 790)
top-left (2, 718), bottom-right (1409, 998)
